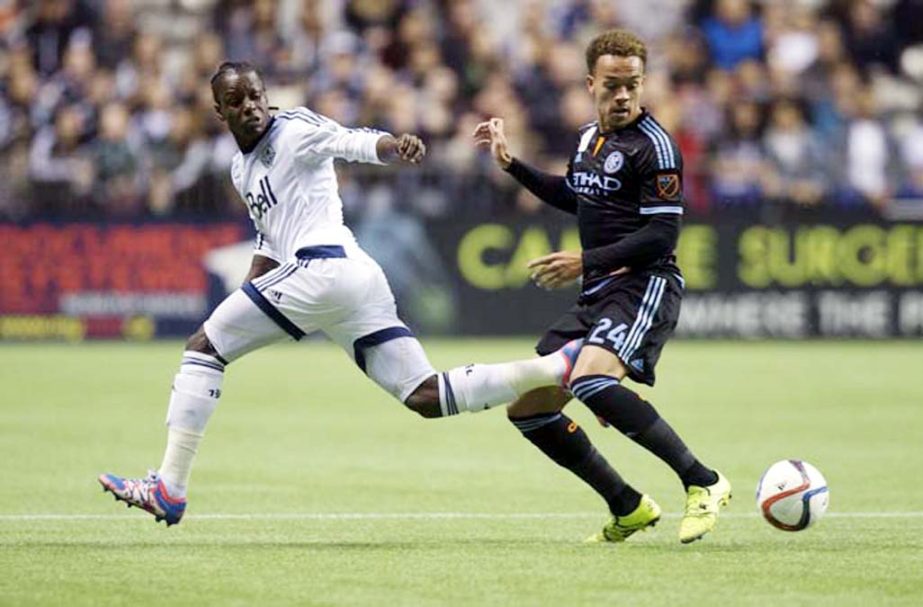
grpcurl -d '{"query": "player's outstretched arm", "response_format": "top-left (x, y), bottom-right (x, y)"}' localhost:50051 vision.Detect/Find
top-left (473, 117), bottom-right (577, 214)
top-left (376, 133), bottom-right (426, 165)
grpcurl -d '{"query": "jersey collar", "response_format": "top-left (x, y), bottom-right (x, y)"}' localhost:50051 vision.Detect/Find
top-left (240, 117), bottom-right (276, 155)
top-left (598, 108), bottom-right (649, 136)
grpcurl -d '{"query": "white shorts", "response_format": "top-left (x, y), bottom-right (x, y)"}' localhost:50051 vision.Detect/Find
top-left (203, 247), bottom-right (435, 402)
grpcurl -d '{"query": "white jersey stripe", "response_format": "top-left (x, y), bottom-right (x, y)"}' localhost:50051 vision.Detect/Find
top-left (640, 206), bottom-right (683, 215)
top-left (621, 278), bottom-right (664, 362)
top-left (255, 265), bottom-right (298, 291)
top-left (252, 262), bottom-right (295, 289)
top-left (638, 120), bottom-right (673, 169)
top-left (576, 125), bottom-right (598, 153)
top-left (618, 276), bottom-right (658, 360)
top-left (621, 277), bottom-right (666, 361)
top-left (640, 117), bottom-right (675, 168)
top-left (648, 118), bottom-right (676, 167)
top-left (279, 108), bottom-right (328, 126)
top-left (276, 114), bottom-right (324, 128)
top-left (638, 120), bottom-right (666, 168)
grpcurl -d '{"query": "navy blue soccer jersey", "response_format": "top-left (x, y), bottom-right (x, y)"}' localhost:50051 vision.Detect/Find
top-left (565, 110), bottom-right (684, 282)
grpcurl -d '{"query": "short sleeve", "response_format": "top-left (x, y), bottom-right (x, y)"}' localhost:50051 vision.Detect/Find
top-left (280, 108), bottom-right (388, 165)
top-left (636, 120), bottom-right (685, 217)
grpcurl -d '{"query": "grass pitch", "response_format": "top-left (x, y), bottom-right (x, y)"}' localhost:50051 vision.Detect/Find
top-left (1, 339), bottom-right (922, 606)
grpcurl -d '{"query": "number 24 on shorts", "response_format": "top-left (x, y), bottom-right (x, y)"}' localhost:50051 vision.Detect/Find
top-left (587, 318), bottom-right (628, 350)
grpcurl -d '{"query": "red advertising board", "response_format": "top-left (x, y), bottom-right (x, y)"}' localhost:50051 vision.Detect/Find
top-left (0, 223), bottom-right (245, 340)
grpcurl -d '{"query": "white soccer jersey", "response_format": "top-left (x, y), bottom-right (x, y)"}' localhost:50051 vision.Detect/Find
top-left (229, 107), bottom-right (388, 261)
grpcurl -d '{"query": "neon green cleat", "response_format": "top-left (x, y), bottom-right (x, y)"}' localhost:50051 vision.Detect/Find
top-left (585, 494), bottom-right (662, 543)
top-left (679, 470), bottom-right (732, 544)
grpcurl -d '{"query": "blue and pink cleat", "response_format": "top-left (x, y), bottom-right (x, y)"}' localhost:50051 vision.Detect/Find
top-left (558, 338), bottom-right (584, 388)
top-left (98, 471), bottom-right (186, 526)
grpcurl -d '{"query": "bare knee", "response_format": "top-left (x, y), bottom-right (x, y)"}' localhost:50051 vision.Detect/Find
top-left (569, 345), bottom-right (626, 384)
top-left (506, 386), bottom-right (571, 417)
top-left (185, 326), bottom-right (219, 356)
top-left (403, 374), bottom-right (442, 418)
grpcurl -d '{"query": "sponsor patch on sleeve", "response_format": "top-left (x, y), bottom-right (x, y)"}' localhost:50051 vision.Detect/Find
top-left (655, 172), bottom-right (681, 200)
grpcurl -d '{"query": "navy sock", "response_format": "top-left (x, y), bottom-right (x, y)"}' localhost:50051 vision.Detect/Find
top-left (510, 412), bottom-right (641, 515)
top-left (570, 375), bottom-right (717, 489)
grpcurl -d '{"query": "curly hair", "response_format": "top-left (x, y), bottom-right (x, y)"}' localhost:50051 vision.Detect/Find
top-left (585, 29), bottom-right (647, 73)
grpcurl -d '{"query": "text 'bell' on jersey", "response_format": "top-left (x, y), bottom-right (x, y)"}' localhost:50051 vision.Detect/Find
top-left (229, 107), bottom-right (388, 262)
top-left (566, 110), bottom-right (684, 275)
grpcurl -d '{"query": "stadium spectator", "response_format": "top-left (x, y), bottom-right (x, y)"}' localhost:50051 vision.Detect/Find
top-left (893, 0), bottom-right (923, 48)
top-left (223, 0), bottom-right (291, 81)
top-left (699, 0), bottom-right (764, 70)
top-left (839, 0), bottom-right (900, 75)
top-left (708, 99), bottom-right (767, 209)
top-left (286, 0), bottom-right (330, 75)
top-left (33, 36), bottom-right (96, 131)
top-left (25, 0), bottom-right (96, 77)
top-left (764, 3), bottom-right (819, 78)
top-left (91, 100), bottom-right (143, 216)
top-left (897, 113), bottom-right (923, 198)
top-left (311, 31), bottom-right (366, 104)
top-left (92, 0), bottom-right (136, 71)
top-left (762, 98), bottom-right (828, 208)
top-left (28, 104), bottom-right (94, 215)
top-left (343, 0), bottom-right (408, 36)
top-left (115, 32), bottom-right (166, 105)
top-left (836, 86), bottom-right (895, 208)
top-left (146, 104), bottom-right (217, 216)
top-left (800, 19), bottom-right (848, 109)
top-left (1, 0), bottom-right (922, 219)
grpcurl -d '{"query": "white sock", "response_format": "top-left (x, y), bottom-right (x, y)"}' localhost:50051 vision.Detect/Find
top-left (159, 427), bottom-right (203, 498)
top-left (158, 352), bottom-right (224, 497)
top-left (438, 353), bottom-right (566, 415)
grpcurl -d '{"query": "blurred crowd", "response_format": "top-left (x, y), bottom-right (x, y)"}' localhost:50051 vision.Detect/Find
top-left (2, 0), bottom-right (923, 221)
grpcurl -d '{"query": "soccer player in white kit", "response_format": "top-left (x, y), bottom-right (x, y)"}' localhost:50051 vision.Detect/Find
top-left (98, 62), bottom-right (581, 526)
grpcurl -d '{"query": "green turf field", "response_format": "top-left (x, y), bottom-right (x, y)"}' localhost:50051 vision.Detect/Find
top-left (1, 339), bottom-right (921, 606)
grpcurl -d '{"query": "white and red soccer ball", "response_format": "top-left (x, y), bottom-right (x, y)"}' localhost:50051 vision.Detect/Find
top-left (756, 460), bottom-right (829, 531)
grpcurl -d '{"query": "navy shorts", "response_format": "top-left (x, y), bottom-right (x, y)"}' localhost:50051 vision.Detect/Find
top-left (536, 272), bottom-right (683, 386)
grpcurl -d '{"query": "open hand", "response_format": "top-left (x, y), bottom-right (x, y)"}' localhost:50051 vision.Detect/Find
top-left (527, 251), bottom-right (583, 290)
top-left (472, 117), bottom-right (512, 169)
top-left (528, 252), bottom-right (631, 290)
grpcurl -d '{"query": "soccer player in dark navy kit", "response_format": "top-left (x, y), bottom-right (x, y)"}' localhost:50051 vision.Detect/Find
top-left (474, 29), bottom-right (731, 544)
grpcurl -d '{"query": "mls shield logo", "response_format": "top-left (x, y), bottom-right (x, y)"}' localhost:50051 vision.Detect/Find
top-left (630, 359), bottom-right (645, 373)
top-left (260, 144), bottom-right (276, 168)
top-left (655, 172), bottom-right (681, 200)
top-left (603, 150), bottom-right (624, 174)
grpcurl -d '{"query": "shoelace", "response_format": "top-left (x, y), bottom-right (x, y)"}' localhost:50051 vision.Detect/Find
top-left (684, 488), bottom-right (712, 516)
top-left (125, 471), bottom-right (160, 505)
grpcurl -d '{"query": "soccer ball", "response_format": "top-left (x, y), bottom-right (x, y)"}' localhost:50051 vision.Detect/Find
top-left (756, 459), bottom-right (829, 531)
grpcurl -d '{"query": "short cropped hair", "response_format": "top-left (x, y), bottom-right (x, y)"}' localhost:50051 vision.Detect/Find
top-left (210, 61), bottom-right (262, 103)
top-left (585, 29), bottom-right (648, 73)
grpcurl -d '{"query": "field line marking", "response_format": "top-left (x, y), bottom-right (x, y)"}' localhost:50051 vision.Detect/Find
top-left (2, 512), bottom-right (923, 522)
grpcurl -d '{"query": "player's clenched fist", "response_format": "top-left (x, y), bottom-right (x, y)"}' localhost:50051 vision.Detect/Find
top-left (472, 117), bottom-right (512, 169)
top-left (396, 133), bottom-right (426, 164)
top-left (378, 133), bottom-right (426, 164)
